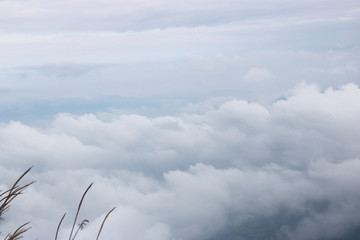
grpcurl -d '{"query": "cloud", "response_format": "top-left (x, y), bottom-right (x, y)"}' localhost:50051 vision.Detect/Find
top-left (0, 48), bottom-right (358, 110)
top-left (0, 0), bottom-right (359, 238)
top-left (0, 0), bottom-right (358, 115)
top-left (243, 67), bottom-right (275, 82)
top-left (0, 0), bottom-right (359, 70)
top-left (0, 0), bottom-right (358, 33)
top-left (1, 83), bottom-right (360, 239)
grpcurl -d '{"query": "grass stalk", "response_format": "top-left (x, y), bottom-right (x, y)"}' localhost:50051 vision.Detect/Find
top-left (0, 167), bottom-right (35, 217)
top-left (4, 221), bottom-right (31, 240)
top-left (96, 207), bottom-right (116, 240)
top-left (71, 219), bottom-right (89, 240)
top-left (55, 213), bottom-right (66, 240)
top-left (68, 183), bottom-right (93, 240)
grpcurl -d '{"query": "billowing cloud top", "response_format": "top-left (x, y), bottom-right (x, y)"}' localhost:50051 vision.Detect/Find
top-left (1, 83), bottom-right (360, 239)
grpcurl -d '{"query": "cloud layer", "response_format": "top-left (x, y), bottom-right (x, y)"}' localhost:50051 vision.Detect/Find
top-left (1, 1), bottom-right (359, 239)
top-left (0, 0), bottom-right (358, 124)
top-left (1, 83), bottom-right (360, 239)
top-left (1, 0), bottom-right (358, 33)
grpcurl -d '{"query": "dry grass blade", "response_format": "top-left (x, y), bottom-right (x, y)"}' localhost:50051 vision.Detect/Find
top-left (0, 182), bottom-right (34, 213)
top-left (68, 183), bottom-right (93, 240)
top-left (4, 222), bottom-right (31, 240)
top-left (55, 213), bottom-right (66, 240)
top-left (71, 219), bottom-right (89, 240)
top-left (0, 167), bottom-right (35, 217)
top-left (1, 170), bottom-right (113, 240)
top-left (1, 167), bottom-right (34, 240)
top-left (96, 207), bottom-right (116, 240)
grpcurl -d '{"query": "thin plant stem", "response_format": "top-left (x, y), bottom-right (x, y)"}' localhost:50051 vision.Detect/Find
top-left (96, 207), bottom-right (116, 240)
top-left (55, 213), bottom-right (66, 240)
top-left (0, 167), bottom-right (35, 217)
top-left (68, 183), bottom-right (93, 240)
top-left (4, 222), bottom-right (31, 240)
top-left (72, 219), bottom-right (89, 240)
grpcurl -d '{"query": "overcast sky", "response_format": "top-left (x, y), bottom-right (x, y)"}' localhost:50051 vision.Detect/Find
top-left (1, 0), bottom-right (360, 240)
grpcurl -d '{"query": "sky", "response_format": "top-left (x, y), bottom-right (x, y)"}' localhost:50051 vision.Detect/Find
top-left (0, 0), bottom-right (360, 239)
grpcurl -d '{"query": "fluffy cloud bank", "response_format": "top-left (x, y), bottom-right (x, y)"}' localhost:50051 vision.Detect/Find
top-left (1, 82), bottom-right (360, 239)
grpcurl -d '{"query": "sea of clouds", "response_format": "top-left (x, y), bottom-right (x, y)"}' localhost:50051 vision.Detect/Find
top-left (1, 82), bottom-right (360, 240)
top-left (0, 0), bottom-right (359, 239)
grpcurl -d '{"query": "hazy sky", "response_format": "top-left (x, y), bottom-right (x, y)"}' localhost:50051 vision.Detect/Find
top-left (1, 0), bottom-right (360, 240)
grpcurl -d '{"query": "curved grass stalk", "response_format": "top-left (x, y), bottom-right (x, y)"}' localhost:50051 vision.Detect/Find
top-left (96, 207), bottom-right (116, 240)
top-left (68, 183), bottom-right (93, 240)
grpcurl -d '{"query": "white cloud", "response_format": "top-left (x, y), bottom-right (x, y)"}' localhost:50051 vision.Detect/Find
top-left (1, 83), bottom-right (360, 239)
top-left (243, 67), bottom-right (275, 82)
